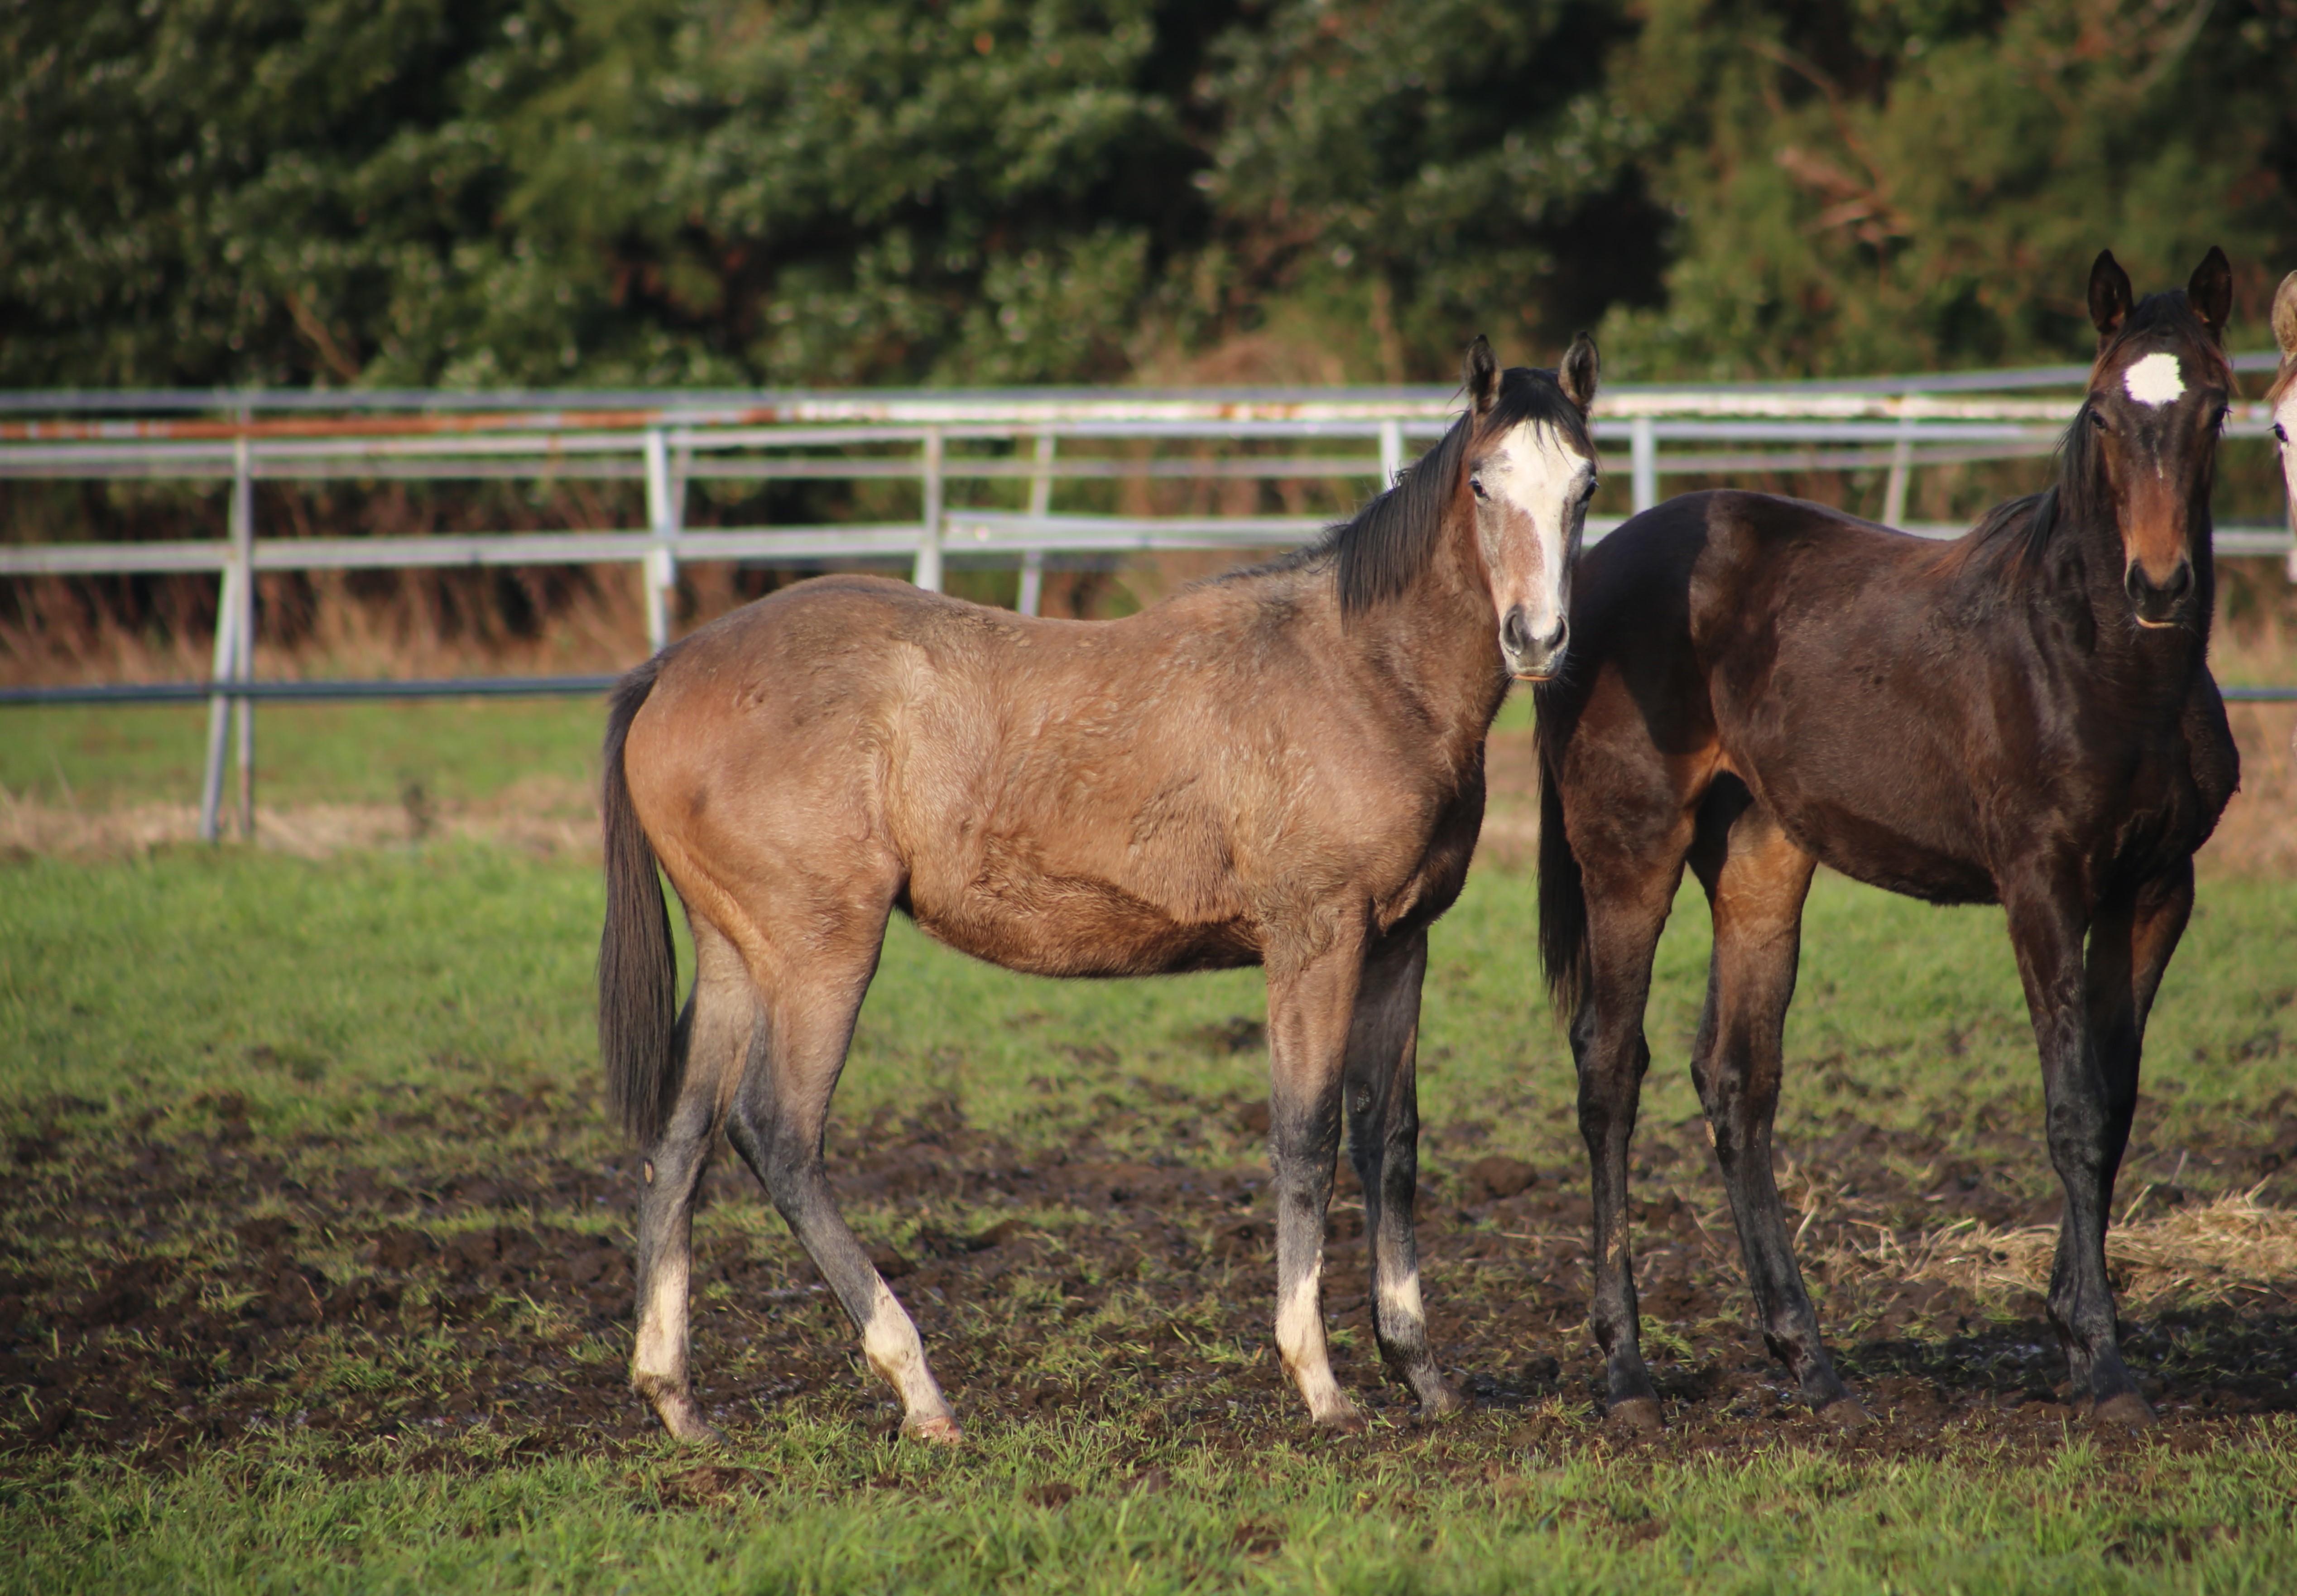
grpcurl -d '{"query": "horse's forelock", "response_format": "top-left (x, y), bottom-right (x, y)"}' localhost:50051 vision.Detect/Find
top-left (1328, 367), bottom-right (1591, 618)
top-left (2092, 289), bottom-right (2236, 391)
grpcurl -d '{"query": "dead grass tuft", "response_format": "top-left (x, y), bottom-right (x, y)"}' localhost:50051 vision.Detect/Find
top-left (1837, 1188), bottom-right (2297, 1308)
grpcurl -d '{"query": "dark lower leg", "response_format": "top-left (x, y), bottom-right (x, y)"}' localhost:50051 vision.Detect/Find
top-left (727, 1089), bottom-right (957, 1441)
top-left (1344, 932), bottom-right (1455, 1414)
top-left (1690, 822), bottom-right (1850, 1415)
top-left (1269, 949), bottom-right (1363, 1429)
top-left (630, 1068), bottom-right (722, 1441)
top-left (2012, 874), bottom-right (2149, 1421)
top-left (1578, 1011), bottom-right (1658, 1422)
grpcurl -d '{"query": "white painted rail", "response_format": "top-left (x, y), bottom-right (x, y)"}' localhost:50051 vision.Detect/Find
top-left (0, 356), bottom-right (2287, 840)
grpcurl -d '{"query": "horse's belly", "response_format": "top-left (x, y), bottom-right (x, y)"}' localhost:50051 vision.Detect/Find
top-left (903, 875), bottom-right (1261, 978)
top-left (1758, 784), bottom-right (1996, 905)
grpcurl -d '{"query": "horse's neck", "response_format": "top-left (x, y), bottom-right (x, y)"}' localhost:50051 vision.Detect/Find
top-left (1341, 526), bottom-right (1509, 748)
top-left (2038, 490), bottom-right (2212, 692)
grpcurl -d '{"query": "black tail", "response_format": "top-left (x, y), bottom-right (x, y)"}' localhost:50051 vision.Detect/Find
top-left (599, 657), bottom-right (679, 1144)
top-left (1534, 694), bottom-right (1589, 1029)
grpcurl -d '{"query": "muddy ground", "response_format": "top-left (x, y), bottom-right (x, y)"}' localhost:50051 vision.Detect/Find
top-left (6, 1071), bottom-right (2297, 1479)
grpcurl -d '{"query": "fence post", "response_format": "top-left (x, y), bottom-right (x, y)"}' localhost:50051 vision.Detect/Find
top-left (1630, 416), bottom-right (1657, 514)
top-left (1379, 419), bottom-right (1404, 488)
top-left (197, 547), bottom-right (240, 845)
top-left (1019, 431), bottom-right (1053, 616)
top-left (1882, 416), bottom-right (1915, 527)
top-left (232, 434), bottom-right (255, 840)
top-left (642, 426), bottom-right (680, 653)
top-left (913, 427), bottom-right (945, 592)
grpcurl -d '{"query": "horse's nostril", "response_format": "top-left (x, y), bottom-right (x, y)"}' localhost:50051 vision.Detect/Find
top-left (2126, 560), bottom-right (2194, 614)
top-left (1502, 608), bottom-right (1533, 656)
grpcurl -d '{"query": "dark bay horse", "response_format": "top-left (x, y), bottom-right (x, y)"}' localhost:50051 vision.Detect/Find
top-left (1534, 250), bottom-right (2238, 1431)
top-left (601, 337), bottom-right (1602, 1442)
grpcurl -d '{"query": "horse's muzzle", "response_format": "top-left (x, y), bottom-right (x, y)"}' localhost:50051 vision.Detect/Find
top-left (1502, 607), bottom-right (1569, 680)
top-left (2124, 558), bottom-right (2194, 629)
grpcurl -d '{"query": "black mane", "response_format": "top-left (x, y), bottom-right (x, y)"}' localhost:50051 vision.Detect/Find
top-left (1228, 367), bottom-right (1593, 616)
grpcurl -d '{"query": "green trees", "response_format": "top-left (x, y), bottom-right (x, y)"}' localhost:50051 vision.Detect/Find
top-left (3, 0), bottom-right (2292, 390)
top-left (1596, 0), bottom-right (2297, 378)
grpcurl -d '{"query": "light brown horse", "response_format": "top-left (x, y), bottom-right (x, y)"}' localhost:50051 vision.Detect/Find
top-left (599, 337), bottom-right (1602, 1442)
top-left (2271, 270), bottom-right (2297, 530)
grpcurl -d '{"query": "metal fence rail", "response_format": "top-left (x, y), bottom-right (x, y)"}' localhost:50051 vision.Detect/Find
top-left (2, 356), bottom-right (2289, 840)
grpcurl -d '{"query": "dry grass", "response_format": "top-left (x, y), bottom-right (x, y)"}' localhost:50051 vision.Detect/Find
top-left (1835, 1188), bottom-right (2297, 1310)
top-left (0, 775), bottom-right (597, 860)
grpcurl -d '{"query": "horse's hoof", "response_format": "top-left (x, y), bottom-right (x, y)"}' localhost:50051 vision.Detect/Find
top-left (1605, 1396), bottom-right (1664, 1436)
top-left (2090, 1391), bottom-right (2156, 1428)
top-left (903, 1413), bottom-right (965, 1446)
top-left (1416, 1377), bottom-right (1466, 1418)
top-left (1816, 1397), bottom-right (1869, 1429)
top-left (1313, 1405), bottom-right (1368, 1435)
top-left (649, 1395), bottom-right (727, 1447)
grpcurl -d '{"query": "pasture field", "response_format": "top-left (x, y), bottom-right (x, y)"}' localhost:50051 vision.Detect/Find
top-left (1, 696), bottom-right (2296, 1592)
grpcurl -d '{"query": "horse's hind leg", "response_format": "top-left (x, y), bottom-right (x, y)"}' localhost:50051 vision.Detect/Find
top-left (630, 921), bottom-right (755, 1443)
top-left (1343, 928), bottom-right (1459, 1417)
top-left (1571, 828), bottom-right (1691, 1433)
top-left (720, 900), bottom-right (960, 1443)
top-left (1685, 786), bottom-right (1857, 1422)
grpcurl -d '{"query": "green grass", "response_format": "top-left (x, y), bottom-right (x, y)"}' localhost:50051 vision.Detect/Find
top-left (3, 692), bottom-right (2296, 1592)
top-left (0, 698), bottom-right (603, 812)
top-left (3, 843), bottom-right (2296, 1590)
top-left (10, 1430), bottom-right (2297, 1595)
top-left (3, 837), bottom-right (2288, 1177)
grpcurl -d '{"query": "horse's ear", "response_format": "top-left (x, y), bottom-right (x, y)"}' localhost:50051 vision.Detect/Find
top-left (1558, 332), bottom-right (1600, 415)
top-left (2088, 250), bottom-right (2134, 343)
top-left (2185, 246), bottom-right (2232, 343)
top-left (2269, 271), bottom-right (2297, 360)
top-left (1463, 335), bottom-right (1498, 415)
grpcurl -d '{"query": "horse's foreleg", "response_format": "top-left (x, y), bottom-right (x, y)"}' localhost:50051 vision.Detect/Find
top-left (1573, 860), bottom-right (1680, 1433)
top-left (1344, 928), bottom-right (1458, 1417)
top-left (2007, 870), bottom-right (2151, 1424)
top-left (724, 943), bottom-right (960, 1445)
top-left (1687, 810), bottom-right (1856, 1421)
top-left (630, 928), bottom-right (753, 1444)
top-left (2061, 860), bottom-right (2193, 1424)
top-left (1266, 941), bottom-right (1367, 1430)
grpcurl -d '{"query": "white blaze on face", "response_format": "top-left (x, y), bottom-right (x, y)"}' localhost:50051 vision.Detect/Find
top-left (2123, 351), bottom-right (2186, 407)
top-left (2277, 385), bottom-right (2297, 534)
top-left (1477, 418), bottom-right (1595, 643)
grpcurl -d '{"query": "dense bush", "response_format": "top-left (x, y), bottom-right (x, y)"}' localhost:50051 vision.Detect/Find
top-left (3, 0), bottom-right (2292, 388)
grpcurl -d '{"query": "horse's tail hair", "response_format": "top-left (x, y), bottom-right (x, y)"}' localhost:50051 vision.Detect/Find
top-left (1534, 700), bottom-right (1590, 1031)
top-left (599, 656), bottom-right (680, 1145)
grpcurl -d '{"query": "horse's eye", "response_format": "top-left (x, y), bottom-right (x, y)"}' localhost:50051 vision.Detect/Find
top-left (1579, 481), bottom-right (1599, 505)
top-left (2087, 408), bottom-right (2108, 429)
top-left (1470, 477), bottom-right (1488, 500)
top-left (2277, 422), bottom-right (2290, 445)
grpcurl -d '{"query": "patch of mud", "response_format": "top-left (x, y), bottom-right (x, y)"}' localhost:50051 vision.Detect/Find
top-left (5, 1088), bottom-right (2297, 1478)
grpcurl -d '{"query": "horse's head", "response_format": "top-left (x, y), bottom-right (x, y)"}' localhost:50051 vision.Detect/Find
top-left (2270, 271), bottom-right (2297, 546)
top-left (2082, 247), bottom-right (2235, 630)
top-left (1461, 334), bottom-right (1600, 680)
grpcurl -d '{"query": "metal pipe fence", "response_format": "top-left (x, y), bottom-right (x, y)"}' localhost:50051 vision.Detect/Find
top-left (2, 358), bottom-right (2290, 839)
